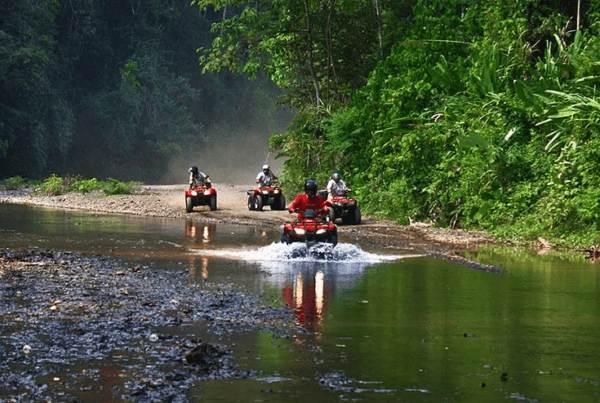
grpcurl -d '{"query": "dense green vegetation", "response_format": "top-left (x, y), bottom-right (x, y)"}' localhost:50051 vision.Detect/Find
top-left (0, 0), bottom-right (287, 183)
top-left (196, 0), bottom-right (600, 248)
top-left (2, 0), bottom-right (599, 247)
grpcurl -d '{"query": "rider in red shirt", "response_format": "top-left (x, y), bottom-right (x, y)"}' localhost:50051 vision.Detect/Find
top-left (288, 179), bottom-right (329, 220)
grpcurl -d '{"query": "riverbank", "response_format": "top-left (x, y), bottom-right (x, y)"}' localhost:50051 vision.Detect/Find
top-left (0, 183), bottom-right (500, 270)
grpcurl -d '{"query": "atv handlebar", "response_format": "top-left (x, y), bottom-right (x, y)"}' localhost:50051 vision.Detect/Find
top-left (290, 208), bottom-right (325, 214)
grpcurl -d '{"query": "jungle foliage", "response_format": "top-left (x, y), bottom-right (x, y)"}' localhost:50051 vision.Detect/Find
top-left (197, 0), bottom-right (600, 247)
top-left (0, 0), bottom-right (285, 182)
top-left (3, 0), bottom-right (600, 247)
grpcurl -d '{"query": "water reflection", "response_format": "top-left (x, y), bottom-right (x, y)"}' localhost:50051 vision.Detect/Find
top-left (187, 255), bottom-right (210, 280)
top-left (258, 259), bottom-right (374, 331)
top-left (185, 220), bottom-right (216, 244)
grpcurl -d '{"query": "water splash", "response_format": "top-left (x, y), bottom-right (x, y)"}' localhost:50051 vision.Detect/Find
top-left (190, 242), bottom-right (423, 267)
top-left (244, 242), bottom-right (415, 263)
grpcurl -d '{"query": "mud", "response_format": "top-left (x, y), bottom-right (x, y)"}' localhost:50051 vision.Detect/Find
top-left (0, 249), bottom-right (300, 402)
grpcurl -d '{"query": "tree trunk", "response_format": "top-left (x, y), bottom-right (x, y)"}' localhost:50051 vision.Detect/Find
top-left (303, 0), bottom-right (322, 108)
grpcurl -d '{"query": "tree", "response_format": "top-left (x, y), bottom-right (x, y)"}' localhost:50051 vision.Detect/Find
top-left (0, 0), bottom-right (74, 177)
top-left (193, 0), bottom-right (392, 111)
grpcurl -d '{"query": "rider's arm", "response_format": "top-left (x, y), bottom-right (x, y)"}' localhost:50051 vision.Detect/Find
top-left (288, 195), bottom-right (303, 213)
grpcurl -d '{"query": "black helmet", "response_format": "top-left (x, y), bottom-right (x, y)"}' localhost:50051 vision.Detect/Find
top-left (189, 166), bottom-right (199, 174)
top-left (332, 172), bottom-right (341, 181)
top-left (304, 179), bottom-right (317, 197)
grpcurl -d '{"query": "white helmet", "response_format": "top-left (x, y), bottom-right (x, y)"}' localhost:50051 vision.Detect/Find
top-left (263, 164), bottom-right (269, 170)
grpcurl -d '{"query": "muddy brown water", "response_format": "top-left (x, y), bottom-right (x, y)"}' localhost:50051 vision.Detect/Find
top-left (1, 203), bottom-right (600, 402)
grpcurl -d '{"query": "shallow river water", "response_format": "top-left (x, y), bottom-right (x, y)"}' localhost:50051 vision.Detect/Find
top-left (1, 203), bottom-right (600, 402)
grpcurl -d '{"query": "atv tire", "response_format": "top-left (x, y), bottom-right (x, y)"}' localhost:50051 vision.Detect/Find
top-left (329, 209), bottom-right (336, 223)
top-left (280, 227), bottom-right (290, 244)
top-left (352, 207), bottom-right (361, 225)
top-left (248, 196), bottom-right (255, 211)
top-left (186, 196), bottom-right (194, 213)
top-left (255, 195), bottom-right (264, 211)
top-left (273, 195), bottom-right (286, 211)
top-left (210, 195), bottom-right (217, 211)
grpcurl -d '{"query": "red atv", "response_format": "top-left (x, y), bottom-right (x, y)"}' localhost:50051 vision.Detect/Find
top-left (185, 183), bottom-right (217, 213)
top-left (320, 189), bottom-right (361, 225)
top-left (247, 180), bottom-right (286, 211)
top-left (280, 209), bottom-right (338, 248)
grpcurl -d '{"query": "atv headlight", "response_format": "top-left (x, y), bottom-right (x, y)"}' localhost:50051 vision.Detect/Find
top-left (274, 189), bottom-right (279, 194)
top-left (316, 229), bottom-right (326, 235)
top-left (294, 228), bottom-right (305, 236)
top-left (191, 191), bottom-right (198, 196)
top-left (204, 190), bottom-right (211, 196)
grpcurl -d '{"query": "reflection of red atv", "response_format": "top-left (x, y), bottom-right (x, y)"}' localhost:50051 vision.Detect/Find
top-left (247, 180), bottom-right (286, 211)
top-left (280, 209), bottom-right (338, 248)
top-left (185, 183), bottom-right (217, 213)
top-left (320, 190), bottom-right (361, 225)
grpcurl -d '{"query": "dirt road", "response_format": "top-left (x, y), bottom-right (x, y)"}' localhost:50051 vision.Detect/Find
top-left (0, 183), bottom-right (498, 270)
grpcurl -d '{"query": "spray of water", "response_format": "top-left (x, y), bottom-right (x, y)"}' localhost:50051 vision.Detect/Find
top-left (190, 242), bottom-right (423, 271)
top-left (244, 242), bottom-right (414, 263)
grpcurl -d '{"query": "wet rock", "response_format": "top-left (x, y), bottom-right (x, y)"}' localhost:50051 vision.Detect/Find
top-left (0, 249), bottom-right (296, 401)
top-left (185, 341), bottom-right (224, 369)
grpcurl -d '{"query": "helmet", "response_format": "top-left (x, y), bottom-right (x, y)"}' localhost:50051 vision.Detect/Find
top-left (332, 172), bottom-right (341, 182)
top-left (263, 164), bottom-right (269, 170)
top-left (304, 179), bottom-right (317, 197)
top-left (189, 166), bottom-right (199, 174)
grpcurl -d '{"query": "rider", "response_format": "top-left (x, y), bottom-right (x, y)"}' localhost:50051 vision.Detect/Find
top-left (188, 166), bottom-right (211, 189)
top-left (326, 171), bottom-right (348, 201)
top-left (255, 164), bottom-right (277, 188)
top-left (288, 179), bottom-right (329, 220)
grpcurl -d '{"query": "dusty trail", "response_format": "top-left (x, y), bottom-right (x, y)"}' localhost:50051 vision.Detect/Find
top-left (0, 183), bottom-right (498, 270)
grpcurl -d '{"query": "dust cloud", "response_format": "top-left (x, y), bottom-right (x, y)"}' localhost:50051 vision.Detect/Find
top-left (162, 117), bottom-right (291, 186)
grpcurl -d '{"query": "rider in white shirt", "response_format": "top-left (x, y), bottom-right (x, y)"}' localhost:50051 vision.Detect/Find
top-left (255, 165), bottom-right (277, 188)
top-left (326, 172), bottom-right (348, 200)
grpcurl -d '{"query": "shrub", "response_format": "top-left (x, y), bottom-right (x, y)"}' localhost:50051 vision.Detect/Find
top-left (1, 176), bottom-right (26, 190)
top-left (102, 178), bottom-right (142, 195)
top-left (71, 178), bottom-right (101, 194)
top-left (40, 175), bottom-right (67, 196)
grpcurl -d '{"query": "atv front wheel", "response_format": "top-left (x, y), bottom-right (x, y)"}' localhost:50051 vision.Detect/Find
top-left (329, 209), bottom-right (336, 223)
top-left (210, 195), bottom-right (217, 211)
top-left (280, 227), bottom-right (290, 244)
top-left (352, 207), bottom-right (361, 225)
top-left (255, 195), bottom-right (264, 211)
top-left (185, 196), bottom-right (193, 213)
top-left (275, 195), bottom-right (286, 210)
top-left (247, 196), bottom-right (255, 210)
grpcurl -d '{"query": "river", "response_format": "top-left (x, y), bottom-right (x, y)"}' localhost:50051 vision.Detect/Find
top-left (1, 203), bottom-right (599, 402)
